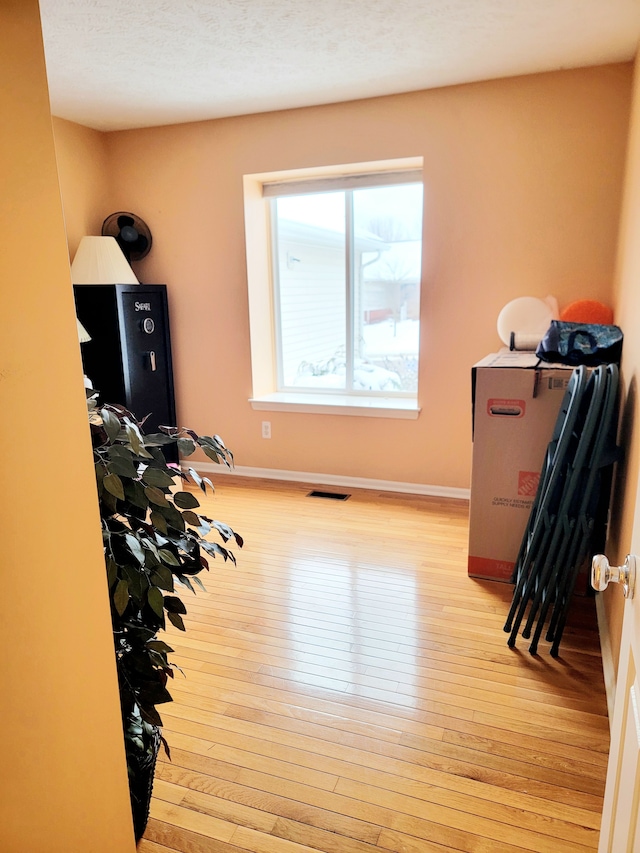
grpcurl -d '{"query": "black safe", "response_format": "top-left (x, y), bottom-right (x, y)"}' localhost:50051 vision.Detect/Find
top-left (74, 284), bottom-right (177, 453)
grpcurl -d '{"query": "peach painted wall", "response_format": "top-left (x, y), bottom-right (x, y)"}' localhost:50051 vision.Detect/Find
top-left (101, 64), bottom-right (631, 489)
top-left (56, 64), bottom-right (632, 490)
top-left (0, 3), bottom-right (135, 851)
top-left (603, 54), bottom-right (640, 676)
top-left (52, 117), bottom-right (111, 259)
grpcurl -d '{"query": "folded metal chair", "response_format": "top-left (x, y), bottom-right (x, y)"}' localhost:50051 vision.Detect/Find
top-left (523, 365), bottom-right (608, 653)
top-left (545, 363), bottom-right (620, 656)
top-left (504, 363), bottom-right (620, 656)
top-left (503, 366), bottom-right (589, 641)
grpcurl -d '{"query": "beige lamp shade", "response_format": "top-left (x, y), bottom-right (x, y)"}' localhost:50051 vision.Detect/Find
top-left (71, 235), bottom-right (139, 284)
top-left (76, 317), bottom-right (91, 343)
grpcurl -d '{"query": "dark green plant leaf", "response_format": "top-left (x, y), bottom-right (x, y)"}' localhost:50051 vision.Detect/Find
top-left (177, 438), bottom-right (196, 457)
top-left (147, 446), bottom-right (169, 466)
top-left (129, 735), bottom-right (144, 751)
top-left (147, 586), bottom-right (164, 618)
top-left (201, 540), bottom-right (230, 559)
top-left (142, 467), bottom-right (175, 488)
top-left (103, 473), bottom-right (125, 501)
top-left (108, 444), bottom-right (135, 461)
top-left (158, 504), bottom-right (185, 532)
top-left (163, 596), bottom-right (187, 614)
top-left (107, 456), bottom-right (138, 479)
top-left (170, 533), bottom-right (193, 552)
top-left (158, 548), bottom-right (180, 567)
top-left (124, 533), bottom-right (145, 565)
top-left (101, 488), bottom-right (118, 515)
top-left (102, 408), bottom-right (122, 443)
top-left (150, 510), bottom-right (168, 534)
top-left (141, 536), bottom-right (160, 561)
top-left (212, 520), bottom-right (234, 542)
top-left (125, 625), bottom-right (155, 644)
top-left (160, 733), bottom-right (171, 760)
top-left (176, 561), bottom-right (202, 577)
top-left (122, 565), bottom-right (144, 602)
top-left (139, 704), bottom-right (164, 727)
top-left (197, 518), bottom-right (211, 537)
top-left (106, 557), bottom-right (118, 589)
top-left (147, 640), bottom-right (174, 654)
top-left (114, 579), bottom-right (129, 616)
top-left (187, 467), bottom-right (202, 489)
top-left (144, 486), bottom-right (170, 507)
top-left (199, 435), bottom-right (233, 468)
top-left (143, 433), bottom-right (176, 446)
top-left (175, 575), bottom-right (195, 594)
top-left (123, 479), bottom-right (148, 510)
top-left (203, 446), bottom-right (223, 464)
top-left (173, 491), bottom-right (200, 510)
top-left (167, 611), bottom-right (185, 631)
top-left (159, 425), bottom-right (181, 437)
top-left (182, 510), bottom-right (201, 527)
top-left (192, 576), bottom-right (206, 592)
top-left (146, 656), bottom-right (169, 672)
top-left (125, 422), bottom-right (142, 455)
top-left (150, 565), bottom-right (174, 591)
top-left (139, 681), bottom-right (173, 706)
top-left (210, 520), bottom-right (242, 547)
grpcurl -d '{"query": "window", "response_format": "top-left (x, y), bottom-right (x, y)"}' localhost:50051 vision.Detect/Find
top-left (244, 160), bottom-right (423, 418)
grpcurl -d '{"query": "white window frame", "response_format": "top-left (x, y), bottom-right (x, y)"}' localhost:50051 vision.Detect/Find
top-left (243, 158), bottom-right (423, 419)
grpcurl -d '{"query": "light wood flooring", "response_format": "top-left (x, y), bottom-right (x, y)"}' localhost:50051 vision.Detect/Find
top-left (138, 477), bottom-right (609, 853)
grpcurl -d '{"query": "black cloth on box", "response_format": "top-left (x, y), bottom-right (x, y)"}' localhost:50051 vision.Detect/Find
top-left (536, 321), bottom-right (623, 366)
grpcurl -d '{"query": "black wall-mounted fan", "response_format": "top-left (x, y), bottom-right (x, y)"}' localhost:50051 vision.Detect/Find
top-left (102, 212), bottom-right (152, 264)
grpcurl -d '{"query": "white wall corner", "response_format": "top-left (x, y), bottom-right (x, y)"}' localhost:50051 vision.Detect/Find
top-left (595, 592), bottom-right (616, 726)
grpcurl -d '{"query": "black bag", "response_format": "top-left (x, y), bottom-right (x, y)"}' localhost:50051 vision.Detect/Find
top-left (536, 321), bottom-right (623, 366)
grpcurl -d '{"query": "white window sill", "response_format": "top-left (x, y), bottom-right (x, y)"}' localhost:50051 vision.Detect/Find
top-left (249, 392), bottom-right (420, 419)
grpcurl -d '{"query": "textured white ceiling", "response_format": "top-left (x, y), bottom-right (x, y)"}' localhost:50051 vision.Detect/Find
top-left (39, 0), bottom-right (640, 132)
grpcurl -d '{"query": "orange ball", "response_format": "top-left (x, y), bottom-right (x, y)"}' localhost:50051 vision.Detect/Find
top-left (559, 300), bottom-right (613, 325)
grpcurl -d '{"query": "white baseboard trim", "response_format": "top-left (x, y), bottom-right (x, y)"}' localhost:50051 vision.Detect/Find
top-left (182, 461), bottom-right (470, 500)
top-left (595, 592), bottom-right (616, 727)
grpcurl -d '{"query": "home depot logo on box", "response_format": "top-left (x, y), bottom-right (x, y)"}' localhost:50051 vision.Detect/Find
top-left (518, 470), bottom-right (540, 497)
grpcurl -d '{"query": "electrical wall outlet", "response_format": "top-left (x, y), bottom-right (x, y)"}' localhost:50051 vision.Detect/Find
top-left (261, 420), bottom-right (271, 439)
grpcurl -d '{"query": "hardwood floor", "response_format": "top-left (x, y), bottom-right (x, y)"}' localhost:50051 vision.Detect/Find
top-left (138, 477), bottom-right (609, 853)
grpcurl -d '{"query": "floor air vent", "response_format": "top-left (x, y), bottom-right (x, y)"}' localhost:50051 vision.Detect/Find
top-left (307, 490), bottom-right (350, 501)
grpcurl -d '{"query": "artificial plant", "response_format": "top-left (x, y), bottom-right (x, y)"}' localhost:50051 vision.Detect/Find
top-left (88, 396), bottom-right (242, 836)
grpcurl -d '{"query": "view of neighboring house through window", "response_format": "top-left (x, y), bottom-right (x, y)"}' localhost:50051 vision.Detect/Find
top-left (269, 174), bottom-right (423, 396)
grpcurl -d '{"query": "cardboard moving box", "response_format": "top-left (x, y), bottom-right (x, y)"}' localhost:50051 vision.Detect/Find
top-left (468, 351), bottom-right (575, 581)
